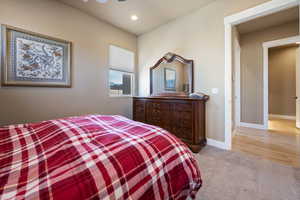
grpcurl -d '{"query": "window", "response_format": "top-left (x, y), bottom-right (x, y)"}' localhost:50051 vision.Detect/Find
top-left (109, 69), bottom-right (133, 96)
top-left (108, 45), bottom-right (135, 97)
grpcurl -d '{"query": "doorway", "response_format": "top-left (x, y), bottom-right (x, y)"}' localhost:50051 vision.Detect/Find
top-left (232, 35), bottom-right (300, 167)
top-left (224, 0), bottom-right (300, 150)
top-left (227, 3), bottom-right (300, 167)
top-left (264, 38), bottom-right (300, 133)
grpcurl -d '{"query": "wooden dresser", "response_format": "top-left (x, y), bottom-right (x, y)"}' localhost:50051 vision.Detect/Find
top-left (133, 96), bottom-right (209, 153)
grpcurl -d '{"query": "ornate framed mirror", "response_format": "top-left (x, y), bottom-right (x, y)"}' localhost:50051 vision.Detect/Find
top-left (150, 53), bottom-right (194, 96)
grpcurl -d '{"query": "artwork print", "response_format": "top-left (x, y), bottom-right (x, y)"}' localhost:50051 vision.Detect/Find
top-left (1, 25), bottom-right (72, 87)
top-left (164, 68), bottom-right (176, 91)
top-left (16, 38), bottom-right (64, 80)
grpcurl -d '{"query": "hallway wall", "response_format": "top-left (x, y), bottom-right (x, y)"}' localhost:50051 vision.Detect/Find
top-left (240, 21), bottom-right (299, 124)
top-left (269, 46), bottom-right (297, 116)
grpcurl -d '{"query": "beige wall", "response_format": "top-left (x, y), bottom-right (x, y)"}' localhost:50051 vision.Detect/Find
top-left (137, 0), bottom-right (270, 142)
top-left (0, 0), bottom-right (137, 126)
top-left (269, 46), bottom-right (297, 116)
top-left (240, 21), bottom-right (298, 124)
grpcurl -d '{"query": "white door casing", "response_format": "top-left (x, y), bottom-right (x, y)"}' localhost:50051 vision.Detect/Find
top-left (296, 47), bottom-right (300, 128)
top-left (232, 27), bottom-right (241, 133)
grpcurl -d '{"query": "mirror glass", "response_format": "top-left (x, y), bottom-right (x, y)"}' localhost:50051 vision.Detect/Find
top-left (150, 53), bottom-right (193, 96)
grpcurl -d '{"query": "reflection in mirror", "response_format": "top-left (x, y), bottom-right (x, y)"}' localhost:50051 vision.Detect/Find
top-left (150, 53), bottom-right (193, 96)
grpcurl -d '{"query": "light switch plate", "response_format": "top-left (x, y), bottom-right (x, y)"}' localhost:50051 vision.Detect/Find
top-left (212, 88), bottom-right (219, 94)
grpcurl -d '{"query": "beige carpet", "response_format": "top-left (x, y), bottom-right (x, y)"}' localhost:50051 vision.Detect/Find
top-left (195, 146), bottom-right (300, 200)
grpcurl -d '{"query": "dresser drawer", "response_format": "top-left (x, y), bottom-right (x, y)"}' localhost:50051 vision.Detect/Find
top-left (133, 100), bottom-right (146, 122)
top-left (146, 101), bottom-right (171, 127)
top-left (173, 102), bottom-right (193, 127)
top-left (146, 101), bottom-right (170, 111)
top-left (173, 127), bottom-right (193, 141)
top-left (173, 102), bottom-right (193, 112)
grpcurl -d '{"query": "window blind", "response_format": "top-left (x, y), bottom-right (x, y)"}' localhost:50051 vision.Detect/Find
top-left (109, 45), bottom-right (134, 73)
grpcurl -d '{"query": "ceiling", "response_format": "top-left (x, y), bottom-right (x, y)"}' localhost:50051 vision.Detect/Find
top-left (58, 0), bottom-right (216, 35)
top-left (237, 7), bottom-right (299, 35)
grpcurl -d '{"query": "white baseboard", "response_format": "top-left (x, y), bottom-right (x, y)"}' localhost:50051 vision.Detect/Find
top-left (269, 114), bottom-right (296, 120)
top-left (207, 138), bottom-right (227, 150)
top-left (239, 122), bottom-right (267, 130)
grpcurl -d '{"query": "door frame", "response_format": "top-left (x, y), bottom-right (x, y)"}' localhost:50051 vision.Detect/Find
top-left (232, 27), bottom-right (241, 132)
top-left (223, 0), bottom-right (299, 150)
top-left (262, 36), bottom-right (300, 129)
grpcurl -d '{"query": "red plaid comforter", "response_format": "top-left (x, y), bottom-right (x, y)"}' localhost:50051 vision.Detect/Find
top-left (0, 115), bottom-right (202, 200)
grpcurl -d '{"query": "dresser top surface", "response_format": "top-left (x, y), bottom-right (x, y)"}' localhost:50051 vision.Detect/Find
top-left (133, 95), bottom-right (209, 101)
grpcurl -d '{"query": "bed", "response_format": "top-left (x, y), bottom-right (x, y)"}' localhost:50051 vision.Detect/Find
top-left (0, 115), bottom-right (202, 200)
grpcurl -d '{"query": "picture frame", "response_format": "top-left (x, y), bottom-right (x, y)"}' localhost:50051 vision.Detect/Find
top-left (164, 68), bottom-right (176, 91)
top-left (1, 25), bottom-right (72, 87)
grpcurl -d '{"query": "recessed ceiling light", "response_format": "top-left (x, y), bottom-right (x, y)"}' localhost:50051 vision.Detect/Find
top-left (131, 15), bottom-right (138, 21)
top-left (83, 0), bottom-right (126, 3)
top-left (96, 0), bottom-right (109, 3)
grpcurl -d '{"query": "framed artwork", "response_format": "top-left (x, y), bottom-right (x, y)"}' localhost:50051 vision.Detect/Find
top-left (1, 25), bottom-right (72, 87)
top-left (164, 68), bottom-right (176, 91)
